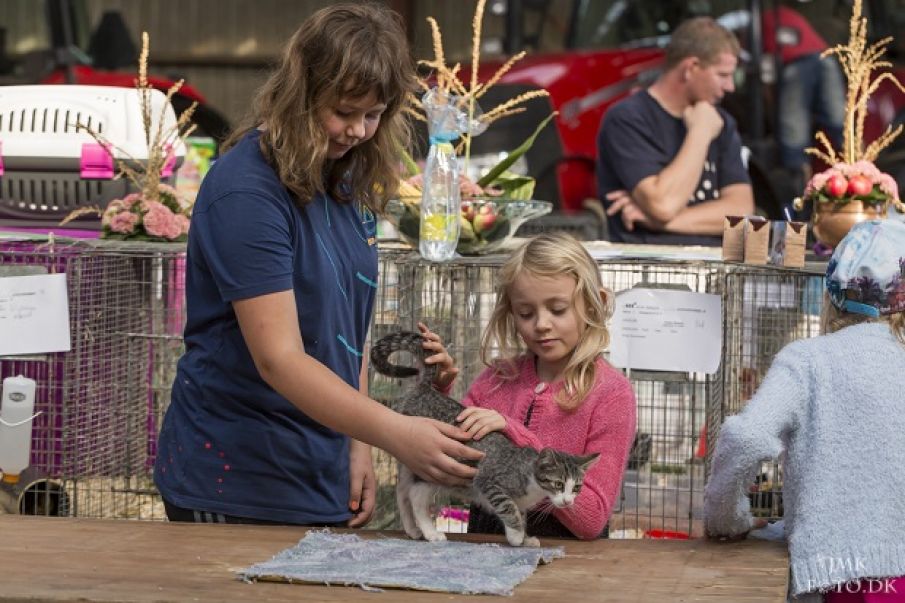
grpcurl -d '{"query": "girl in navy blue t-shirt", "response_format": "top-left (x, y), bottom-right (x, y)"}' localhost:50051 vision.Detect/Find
top-left (154, 3), bottom-right (481, 526)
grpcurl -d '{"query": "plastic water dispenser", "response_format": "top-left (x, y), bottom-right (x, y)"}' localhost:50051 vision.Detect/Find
top-left (0, 375), bottom-right (37, 484)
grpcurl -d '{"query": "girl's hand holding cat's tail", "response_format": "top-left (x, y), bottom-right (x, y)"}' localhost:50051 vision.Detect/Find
top-left (393, 416), bottom-right (482, 487)
top-left (417, 322), bottom-right (459, 392)
top-left (457, 407), bottom-right (507, 440)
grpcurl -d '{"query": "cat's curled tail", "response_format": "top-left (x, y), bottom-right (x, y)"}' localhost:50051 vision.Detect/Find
top-left (370, 331), bottom-right (438, 387)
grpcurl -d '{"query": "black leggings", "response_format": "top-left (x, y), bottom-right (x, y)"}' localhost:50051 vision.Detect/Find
top-left (162, 499), bottom-right (344, 527)
top-left (467, 505), bottom-right (609, 539)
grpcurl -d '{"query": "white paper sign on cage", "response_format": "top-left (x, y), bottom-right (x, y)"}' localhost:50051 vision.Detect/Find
top-left (0, 273), bottom-right (71, 356)
top-left (609, 287), bottom-right (721, 374)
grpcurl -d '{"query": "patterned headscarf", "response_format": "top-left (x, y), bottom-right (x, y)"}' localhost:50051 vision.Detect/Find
top-left (826, 219), bottom-right (905, 317)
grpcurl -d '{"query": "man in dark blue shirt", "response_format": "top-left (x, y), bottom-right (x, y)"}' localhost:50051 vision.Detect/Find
top-left (596, 17), bottom-right (754, 246)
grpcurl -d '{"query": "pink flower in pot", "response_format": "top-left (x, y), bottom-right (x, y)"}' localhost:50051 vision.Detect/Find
top-left (143, 201), bottom-right (181, 240)
top-left (109, 210), bottom-right (139, 234)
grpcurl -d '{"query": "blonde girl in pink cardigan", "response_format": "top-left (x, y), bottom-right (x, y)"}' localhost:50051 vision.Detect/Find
top-left (427, 233), bottom-right (637, 539)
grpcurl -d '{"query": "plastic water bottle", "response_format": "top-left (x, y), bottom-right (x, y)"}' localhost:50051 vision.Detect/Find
top-left (0, 375), bottom-right (37, 484)
top-left (419, 141), bottom-right (461, 262)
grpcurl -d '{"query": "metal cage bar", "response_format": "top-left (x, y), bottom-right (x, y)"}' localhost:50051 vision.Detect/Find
top-left (0, 238), bottom-right (185, 519)
top-left (371, 253), bottom-right (821, 538)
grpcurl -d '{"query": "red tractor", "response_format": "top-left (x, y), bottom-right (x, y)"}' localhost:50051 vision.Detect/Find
top-left (467, 0), bottom-right (905, 229)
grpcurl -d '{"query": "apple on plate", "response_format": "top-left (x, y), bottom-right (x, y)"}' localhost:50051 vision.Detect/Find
top-left (472, 204), bottom-right (497, 234)
top-left (461, 201), bottom-right (476, 222)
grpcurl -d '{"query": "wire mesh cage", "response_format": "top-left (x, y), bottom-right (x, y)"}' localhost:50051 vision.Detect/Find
top-left (706, 264), bottom-right (825, 524)
top-left (367, 253), bottom-right (724, 537)
top-left (0, 236), bottom-right (185, 519)
top-left (366, 244), bottom-right (414, 529)
top-left (0, 234), bottom-right (824, 532)
top-left (596, 259), bottom-right (722, 539)
top-left (368, 251), bottom-right (827, 538)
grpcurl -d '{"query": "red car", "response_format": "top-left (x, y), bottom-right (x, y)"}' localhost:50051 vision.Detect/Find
top-left (466, 0), bottom-right (905, 222)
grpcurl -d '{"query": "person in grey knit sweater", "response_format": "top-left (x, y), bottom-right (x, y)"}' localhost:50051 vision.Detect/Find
top-left (705, 219), bottom-right (905, 602)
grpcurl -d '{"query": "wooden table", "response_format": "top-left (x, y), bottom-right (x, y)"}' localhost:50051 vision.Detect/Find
top-left (0, 516), bottom-right (787, 602)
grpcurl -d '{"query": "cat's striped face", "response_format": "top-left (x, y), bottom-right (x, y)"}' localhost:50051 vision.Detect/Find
top-left (545, 476), bottom-right (582, 508)
top-left (535, 449), bottom-right (600, 508)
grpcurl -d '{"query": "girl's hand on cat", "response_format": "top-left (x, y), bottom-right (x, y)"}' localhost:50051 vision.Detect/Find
top-left (457, 407), bottom-right (507, 440)
top-left (417, 322), bottom-right (459, 392)
top-left (393, 415), bottom-right (482, 487)
top-left (346, 439), bottom-right (376, 528)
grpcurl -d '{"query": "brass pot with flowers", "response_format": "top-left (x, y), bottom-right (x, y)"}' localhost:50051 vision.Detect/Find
top-left (793, 0), bottom-right (905, 248)
top-left (385, 0), bottom-right (553, 256)
top-left (798, 161), bottom-right (900, 247)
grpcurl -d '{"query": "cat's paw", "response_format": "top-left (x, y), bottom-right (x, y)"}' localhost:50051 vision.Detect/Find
top-left (504, 527), bottom-right (526, 547)
top-left (522, 536), bottom-right (540, 548)
top-left (423, 530), bottom-right (447, 543)
top-left (403, 524), bottom-right (424, 540)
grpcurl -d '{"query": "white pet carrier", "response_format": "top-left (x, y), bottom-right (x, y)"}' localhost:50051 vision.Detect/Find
top-left (0, 85), bottom-right (186, 225)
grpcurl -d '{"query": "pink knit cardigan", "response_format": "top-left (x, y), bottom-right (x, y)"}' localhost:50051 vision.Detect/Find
top-left (461, 355), bottom-right (637, 540)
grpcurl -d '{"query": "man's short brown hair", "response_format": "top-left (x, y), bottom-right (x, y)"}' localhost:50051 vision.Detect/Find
top-left (664, 17), bottom-right (741, 69)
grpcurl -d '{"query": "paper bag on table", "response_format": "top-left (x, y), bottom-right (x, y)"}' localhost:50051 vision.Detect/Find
top-left (770, 221), bottom-right (807, 268)
top-left (721, 215), bottom-right (746, 262)
top-left (743, 216), bottom-right (770, 265)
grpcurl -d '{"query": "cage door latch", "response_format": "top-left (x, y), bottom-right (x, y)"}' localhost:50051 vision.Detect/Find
top-left (79, 143), bottom-right (114, 180)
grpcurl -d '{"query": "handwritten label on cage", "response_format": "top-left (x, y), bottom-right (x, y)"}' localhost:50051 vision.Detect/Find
top-left (609, 288), bottom-right (721, 374)
top-left (0, 273), bottom-right (71, 356)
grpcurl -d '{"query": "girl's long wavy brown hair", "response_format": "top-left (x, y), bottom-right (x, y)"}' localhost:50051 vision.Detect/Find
top-left (223, 3), bottom-right (414, 212)
top-left (481, 233), bottom-right (615, 410)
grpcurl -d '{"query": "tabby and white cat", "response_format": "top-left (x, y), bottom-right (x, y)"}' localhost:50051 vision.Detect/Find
top-left (371, 331), bottom-right (599, 547)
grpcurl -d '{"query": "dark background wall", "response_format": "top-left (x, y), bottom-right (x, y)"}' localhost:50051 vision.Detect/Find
top-left (0, 0), bottom-right (496, 126)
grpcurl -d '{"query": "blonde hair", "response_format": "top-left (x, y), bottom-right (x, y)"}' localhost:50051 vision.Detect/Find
top-left (481, 233), bottom-right (614, 410)
top-left (223, 3), bottom-right (414, 212)
top-left (820, 291), bottom-right (905, 345)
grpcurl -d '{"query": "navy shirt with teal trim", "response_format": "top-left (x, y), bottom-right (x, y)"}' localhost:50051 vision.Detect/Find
top-left (154, 130), bottom-right (378, 524)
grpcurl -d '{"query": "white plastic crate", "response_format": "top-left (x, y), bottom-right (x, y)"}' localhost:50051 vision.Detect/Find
top-left (0, 85), bottom-right (184, 223)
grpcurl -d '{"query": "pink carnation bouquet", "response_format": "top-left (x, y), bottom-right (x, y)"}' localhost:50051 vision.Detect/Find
top-left (101, 183), bottom-right (192, 242)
